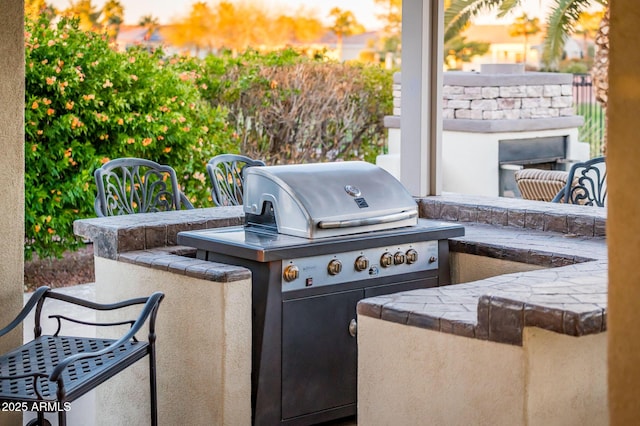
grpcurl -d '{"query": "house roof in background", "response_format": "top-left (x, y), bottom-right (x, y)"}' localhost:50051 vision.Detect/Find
top-left (317, 30), bottom-right (380, 46)
top-left (116, 24), bottom-right (163, 44)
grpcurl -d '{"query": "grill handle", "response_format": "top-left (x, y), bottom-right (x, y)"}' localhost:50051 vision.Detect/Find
top-left (317, 210), bottom-right (418, 230)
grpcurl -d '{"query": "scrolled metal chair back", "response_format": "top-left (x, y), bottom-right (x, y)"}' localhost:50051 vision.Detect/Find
top-left (206, 154), bottom-right (266, 206)
top-left (553, 156), bottom-right (607, 207)
top-left (94, 158), bottom-right (192, 217)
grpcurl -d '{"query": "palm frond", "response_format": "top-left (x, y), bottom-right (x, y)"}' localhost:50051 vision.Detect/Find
top-left (542, 0), bottom-right (592, 68)
top-left (444, 0), bottom-right (512, 42)
top-left (496, 0), bottom-right (523, 17)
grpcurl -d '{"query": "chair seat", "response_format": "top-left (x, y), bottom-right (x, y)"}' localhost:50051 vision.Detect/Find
top-left (0, 335), bottom-right (148, 403)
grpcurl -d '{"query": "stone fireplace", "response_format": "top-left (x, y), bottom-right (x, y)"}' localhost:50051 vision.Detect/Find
top-left (379, 64), bottom-right (590, 197)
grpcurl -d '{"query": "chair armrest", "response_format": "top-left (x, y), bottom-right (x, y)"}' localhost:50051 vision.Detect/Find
top-left (0, 286), bottom-right (50, 338)
top-left (49, 291), bottom-right (164, 382)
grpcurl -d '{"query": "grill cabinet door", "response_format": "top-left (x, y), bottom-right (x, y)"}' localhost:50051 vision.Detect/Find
top-left (281, 289), bottom-right (361, 420)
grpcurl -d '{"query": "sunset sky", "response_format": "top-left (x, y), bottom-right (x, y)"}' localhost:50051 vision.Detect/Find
top-left (49, 0), bottom-right (383, 28)
top-left (47, 0), bottom-right (575, 30)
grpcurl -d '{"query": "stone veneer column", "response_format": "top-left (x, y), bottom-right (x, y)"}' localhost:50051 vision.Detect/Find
top-left (608, 1), bottom-right (640, 423)
top-left (0, 1), bottom-right (25, 425)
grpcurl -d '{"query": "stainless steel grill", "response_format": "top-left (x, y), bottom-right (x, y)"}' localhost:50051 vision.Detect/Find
top-left (243, 161), bottom-right (418, 238)
top-left (177, 161), bottom-right (464, 425)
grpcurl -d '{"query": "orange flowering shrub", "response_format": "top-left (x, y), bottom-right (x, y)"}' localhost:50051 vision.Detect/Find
top-left (25, 16), bottom-right (234, 259)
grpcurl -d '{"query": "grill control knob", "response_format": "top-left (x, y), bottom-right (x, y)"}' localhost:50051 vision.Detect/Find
top-left (327, 259), bottom-right (343, 275)
top-left (380, 252), bottom-right (393, 268)
top-left (393, 251), bottom-right (406, 265)
top-left (354, 256), bottom-right (369, 272)
top-left (405, 249), bottom-right (418, 264)
top-left (283, 264), bottom-right (299, 282)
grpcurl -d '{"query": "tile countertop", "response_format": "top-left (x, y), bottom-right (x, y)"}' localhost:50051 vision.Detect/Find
top-left (357, 201), bottom-right (608, 346)
top-left (74, 192), bottom-right (609, 346)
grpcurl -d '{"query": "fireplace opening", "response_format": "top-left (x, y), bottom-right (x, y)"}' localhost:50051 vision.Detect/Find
top-left (499, 136), bottom-right (568, 198)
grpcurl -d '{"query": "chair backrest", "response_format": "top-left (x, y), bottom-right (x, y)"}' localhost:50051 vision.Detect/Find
top-left (206, 154), bottom-right (266, 206)
top-left (94, 157), bottom-right (194, 217)
top-left (552, 156), bottom-right (607, 207)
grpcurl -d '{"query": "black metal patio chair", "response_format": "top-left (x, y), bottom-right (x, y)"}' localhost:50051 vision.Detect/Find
top-left (552, 156), bottom-right (607, 206)
top-left (0, 287), bottom-right (164, 426)
top-left (94, 157), bottom-right (194, 217)
top-left (206, 154), bottom-right (265, 206)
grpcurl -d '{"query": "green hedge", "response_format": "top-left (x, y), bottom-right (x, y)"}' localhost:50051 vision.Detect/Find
top-left (190, 49), bottom-right (394, 164)
top-left (25, 16), bottom-right (234, 260)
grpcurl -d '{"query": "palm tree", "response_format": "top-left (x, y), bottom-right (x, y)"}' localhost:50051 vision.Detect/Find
top-left (162, 2), bottom-right (218, 55)
top-left (508, 13), bottom-right (541, 65)
top-left (290, 13), bottom-right (325, 44)
top-left (374, 0), bottom-right (402, 63)
top-left (445, 0), bottom-right (515, 43)
top-left (65, 0), bottom-right (101, 32)
top-left (374, 0), bottom-right (402, 38)
top-left (25, 0), bottom-right (56, 20)
top-left (542, 0), bottom-right (608, 69)
top-left (445, 35), bottom-right (490, 70)
top-left (101, 0), bottom-right (124, 41)
top-left (328, 8), bottom-right (365, 60)
top-left (445, 0), bottom-right (607, 68)
top-left (446, 0), bottom-right (609, 151)
top-left (574, 10), bottom-right (604, 61)
top-left (138, 14), bottom-right (159, 41)
top-left (592, 5), bottom-right (609, 152)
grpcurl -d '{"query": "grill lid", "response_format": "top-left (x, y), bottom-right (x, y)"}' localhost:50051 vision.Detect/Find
top-left (243, 161), bottom-right (418, 238)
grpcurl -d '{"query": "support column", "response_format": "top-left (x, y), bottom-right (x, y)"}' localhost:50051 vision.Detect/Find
top-left (0, 0), bottom-right (25, 341)
top-left (400, 0), bottom-right (444, 196)
top-left (0, 0), bottom-right (26, 424)
top-left (608, 2), bottom-right (640, 423)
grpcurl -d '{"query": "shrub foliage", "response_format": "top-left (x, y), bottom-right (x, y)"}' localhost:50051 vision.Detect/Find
top-left (197, 50), bottom-right (393, 164)
top-left (25, 16), bottom-right (233, 259)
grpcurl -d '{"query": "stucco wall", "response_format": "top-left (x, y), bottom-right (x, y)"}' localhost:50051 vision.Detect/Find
top-left (358, 315), bottom-right (525, 426)
top-left (442, 128), bottom-right (585, 197)
top-left (358, 316), bottom-right (607, 426)
top-left (0, 2), bottom-right (25, 425)
top-left (450, 252), bottom-right (544, 284)
top-left (93, 258), bottom-right (252, 426)
top-left (525, 328), bottom-right (608, 426)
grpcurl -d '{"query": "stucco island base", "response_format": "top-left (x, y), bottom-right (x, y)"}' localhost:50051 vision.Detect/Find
top-left (357, 315), bottom-right (607, 426)
top-left (92, 257), bottom-right (252, 426)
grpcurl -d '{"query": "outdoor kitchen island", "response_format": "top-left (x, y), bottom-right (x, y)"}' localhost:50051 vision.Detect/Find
top-left (357, 194), bottom-right (608, 426)
top-left (73, 193), bottom-right (607, 426)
